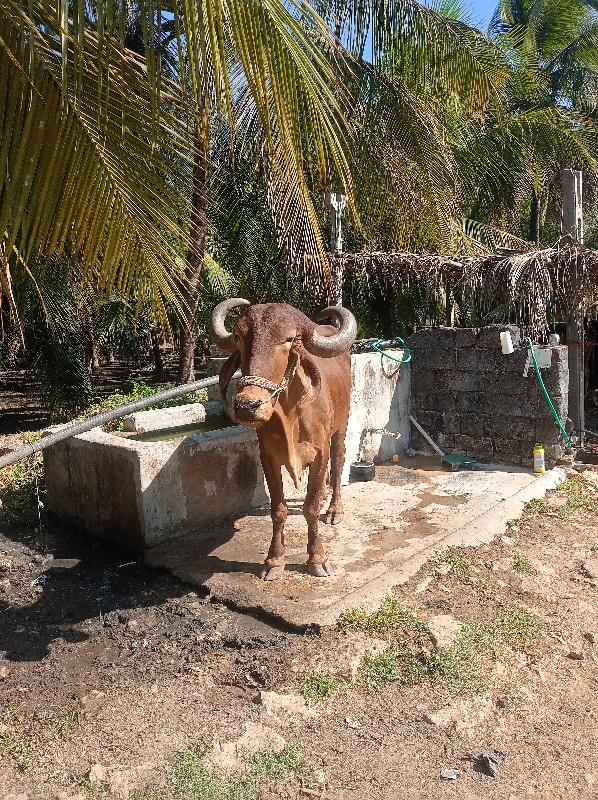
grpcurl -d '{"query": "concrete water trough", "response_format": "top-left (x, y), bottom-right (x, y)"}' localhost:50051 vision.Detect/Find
top-left (43, 347), bottom-right (410, 551)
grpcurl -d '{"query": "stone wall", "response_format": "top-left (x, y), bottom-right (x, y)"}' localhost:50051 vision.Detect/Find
top-left (407, 325), bottom-right (569, 467)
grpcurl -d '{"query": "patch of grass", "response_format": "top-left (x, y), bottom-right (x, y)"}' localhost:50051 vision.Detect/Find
top-left (76, 777), bottom-right (112, 799)
top-left (356, 624), bottom-right (489, 694)
top-left (299, 673), bottom-right (345, 703)
top-left (247, 742), bottom-right (306, 779)
top-left (174, 738), bottom-right (305, 800)
top-left (340, 595), bottom-right (428, 635)
top-left (470, 577), bottom-right (493, 597)
top-left (357, 649), bottom-right (404, 690)
top-left (525, 498), bottom-right (546, 516)
top-left (490, 605), bottom-right (547, 649)
top-left (84, 381), bottom-right (208, 431)
top-left (58, 709), bottom-right (83, 738)
top-left (0, 455), bottom-right (43, 525)
top-left (428, 624), bottom-right (489, 694)
top-left (549, 476), bottom-right (598, 520)
top-left (444, 550), bottom-right (470, 576)
top-left (513, 553), bottom-right (535, 575)
top-left (0, 726), bottom-right (34, 770)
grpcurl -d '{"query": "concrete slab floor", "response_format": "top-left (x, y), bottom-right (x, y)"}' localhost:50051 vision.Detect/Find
top-left (146, 456), bottom-right (565, 629)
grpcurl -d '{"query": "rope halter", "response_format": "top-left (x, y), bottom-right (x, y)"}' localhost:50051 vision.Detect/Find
top-left (235, 344), bottom-right (300, 406)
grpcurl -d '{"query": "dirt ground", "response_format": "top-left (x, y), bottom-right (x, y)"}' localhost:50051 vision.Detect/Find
top-left (2, 382), bottom-right (598, 799)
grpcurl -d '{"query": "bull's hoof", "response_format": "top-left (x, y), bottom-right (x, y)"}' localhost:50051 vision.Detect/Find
top-left (307, 561), bottom-right (333, 578)
top-left (323, 510), bottom-right (343, 525)
top-left (260, 565), bottom-right (285, 581)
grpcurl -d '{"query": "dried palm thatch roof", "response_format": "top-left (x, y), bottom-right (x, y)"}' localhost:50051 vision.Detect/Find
top-left (336, 235), bottom-right (598, 337)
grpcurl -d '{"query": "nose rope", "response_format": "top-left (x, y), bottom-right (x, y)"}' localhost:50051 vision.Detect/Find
top-left (236, 348), bottom-right (300, 406)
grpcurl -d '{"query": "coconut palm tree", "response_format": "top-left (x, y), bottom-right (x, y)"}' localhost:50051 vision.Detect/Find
top-left (0, 0), bottom-right (358, 382)
top-left (486, 0), bottom-right (598, 243)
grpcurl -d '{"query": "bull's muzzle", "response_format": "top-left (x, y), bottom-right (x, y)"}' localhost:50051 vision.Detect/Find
top-left (232, 393), bottom-right (273, 426)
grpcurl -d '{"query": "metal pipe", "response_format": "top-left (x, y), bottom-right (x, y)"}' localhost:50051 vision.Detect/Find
top-left (0, 372), bottom-right (239, 471)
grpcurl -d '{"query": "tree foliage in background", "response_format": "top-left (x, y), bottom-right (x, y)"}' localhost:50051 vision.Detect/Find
top-left (3, 0), bottom-right (598, 399)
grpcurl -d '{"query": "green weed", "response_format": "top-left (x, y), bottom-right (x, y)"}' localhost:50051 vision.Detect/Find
top-left (428, 624), bottom-right (489, 694)
top-left (174, 738), bottom-right (305, 800)
top-left (357, 649), bottom-right (404, 690)
top-left (444, 551), bottom-right (470, 576)
top-left (490, 605), bottom-right (546, 649)
top-left (356, 624), bottom-right (489, 694)
top-left (247, 741), bottom-right (305, 778)
top-left (470, 577), bottom-right (493, 597)
top-left (84, 381), bottom-right (208, 431)
top-left (76, 776), bottom-right (112, 799)
top-left (0, 455), bottom-right (43, 525)
top-left (525, 498), bottom-right (546, 516)
top-left (512, 553), bottom-right (535, 575)
top-left (299, 673), bottom-right (344, 703)
top-left (0, 726), bottom-right (34, 770)
top-left (340, 595), bottom-right (427, 635)
top-left (58, 709), bottom-right (83, 738)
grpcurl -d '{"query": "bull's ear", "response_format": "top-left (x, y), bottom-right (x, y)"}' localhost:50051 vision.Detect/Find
top-left (298, 353), bottom-right (321, 404)
top-left (219, 352), bottom-right (241, 408)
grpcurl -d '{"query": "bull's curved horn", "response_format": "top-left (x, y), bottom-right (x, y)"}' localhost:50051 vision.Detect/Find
top-left (305, 306), bottom-right (357, 357)
top-left (209, 298), bottom-right (251, 354)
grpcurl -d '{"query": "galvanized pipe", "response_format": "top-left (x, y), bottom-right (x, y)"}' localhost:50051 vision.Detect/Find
top-left (0, 372), bottom-right (239, 471)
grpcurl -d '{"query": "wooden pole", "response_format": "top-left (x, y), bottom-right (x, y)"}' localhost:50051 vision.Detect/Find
top-left (562, 168), bottom-right (584, 445)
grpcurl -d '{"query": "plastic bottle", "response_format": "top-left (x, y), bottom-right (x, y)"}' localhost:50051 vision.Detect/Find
top-left (533, 443), bottom-right (545, 474)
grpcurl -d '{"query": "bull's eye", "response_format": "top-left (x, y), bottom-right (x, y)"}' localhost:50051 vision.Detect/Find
top-left (285, 337), bottom-right (295, 344)
top-left (234, 334), bottom-right (241, 343)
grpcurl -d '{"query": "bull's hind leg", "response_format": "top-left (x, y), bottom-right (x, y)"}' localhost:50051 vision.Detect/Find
top-left (323, 427), bottom-right (346, 525)
top-left (305, 448), bottom-right (333, 577)
top-left (260, 449), bottom-right (288, 581)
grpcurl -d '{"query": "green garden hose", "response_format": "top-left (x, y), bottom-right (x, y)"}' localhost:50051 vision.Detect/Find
top-left (527, 338), bottom-right (573, 453)
top-left (372, 336), bottom-right (412, 363)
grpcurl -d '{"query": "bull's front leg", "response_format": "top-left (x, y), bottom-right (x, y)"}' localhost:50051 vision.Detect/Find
top-left (259, 445), bottom-right (288, 581)
top-left (304, 448), bottom-right (333, 577)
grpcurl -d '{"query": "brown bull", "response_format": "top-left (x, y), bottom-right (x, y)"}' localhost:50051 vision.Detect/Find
top-left (209, 300), bottom-right (357, 580)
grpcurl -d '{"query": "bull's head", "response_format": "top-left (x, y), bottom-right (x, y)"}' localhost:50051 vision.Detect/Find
top-left (209, 300), bottom-right (357, 427)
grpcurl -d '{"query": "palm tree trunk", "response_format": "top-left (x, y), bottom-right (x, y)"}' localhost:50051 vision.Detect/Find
top-left (529, 187), bottom-right (541, 245)
top-left (151, 331), bottom-right (165, 379)
top-left (177, 132), bottom-right (209, 384)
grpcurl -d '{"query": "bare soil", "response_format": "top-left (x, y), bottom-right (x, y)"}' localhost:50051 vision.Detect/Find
top-left (2, 386), bottom-right (598, 799)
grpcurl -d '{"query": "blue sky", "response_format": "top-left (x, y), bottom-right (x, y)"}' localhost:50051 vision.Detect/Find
top-left (469, 0), bottom-right (499, 29)
top-left (423, 1), bottom-right (499, 31)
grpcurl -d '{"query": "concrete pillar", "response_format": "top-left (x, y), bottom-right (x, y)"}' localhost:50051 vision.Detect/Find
top-left (562, 169), bottom-right (584, 443)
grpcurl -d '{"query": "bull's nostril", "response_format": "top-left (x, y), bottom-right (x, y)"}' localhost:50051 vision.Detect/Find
top-left (234, 398), bottom-right (263, 412)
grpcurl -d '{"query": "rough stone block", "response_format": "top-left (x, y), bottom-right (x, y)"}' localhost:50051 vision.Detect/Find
top-left (441, 412), bottom-right (462, 435)
top-left (436, 433), bottom-right (455, 451)
top-left (494, 452), bottom-right (524, 467)
top-left (412, 347), bottom-right (457, 370)
top-left (453, 328), bottom-right (479, 348)
top-left (454, 434), bottom-right (493, 453)
top-left (476, 324), bottom-right (521, 349)
top-left (411, 369), bottom-right (447, 394)
top-left (534, 419), bottom-right (565, 444)
top-left (456, 393), bottom-right (485, 413)
top-left (446, 371), bottom-right (484, 392)
top-left (415, 411), bottom-right (442, 433)
top-left (408, 327), bottom-right (456, 351)
top-left (456, 349), bottom-right (496, 372)
top-left (492, 438), bottom-right (523, 457)
top-left (459, 416), bottom-right (486, 438)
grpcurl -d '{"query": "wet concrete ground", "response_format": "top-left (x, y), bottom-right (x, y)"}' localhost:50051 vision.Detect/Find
top-left (147, 456), bottom-right (564, 627)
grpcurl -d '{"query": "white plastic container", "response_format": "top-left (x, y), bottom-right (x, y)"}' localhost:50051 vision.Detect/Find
top-left (500, 331), bottom-right (514, 354)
